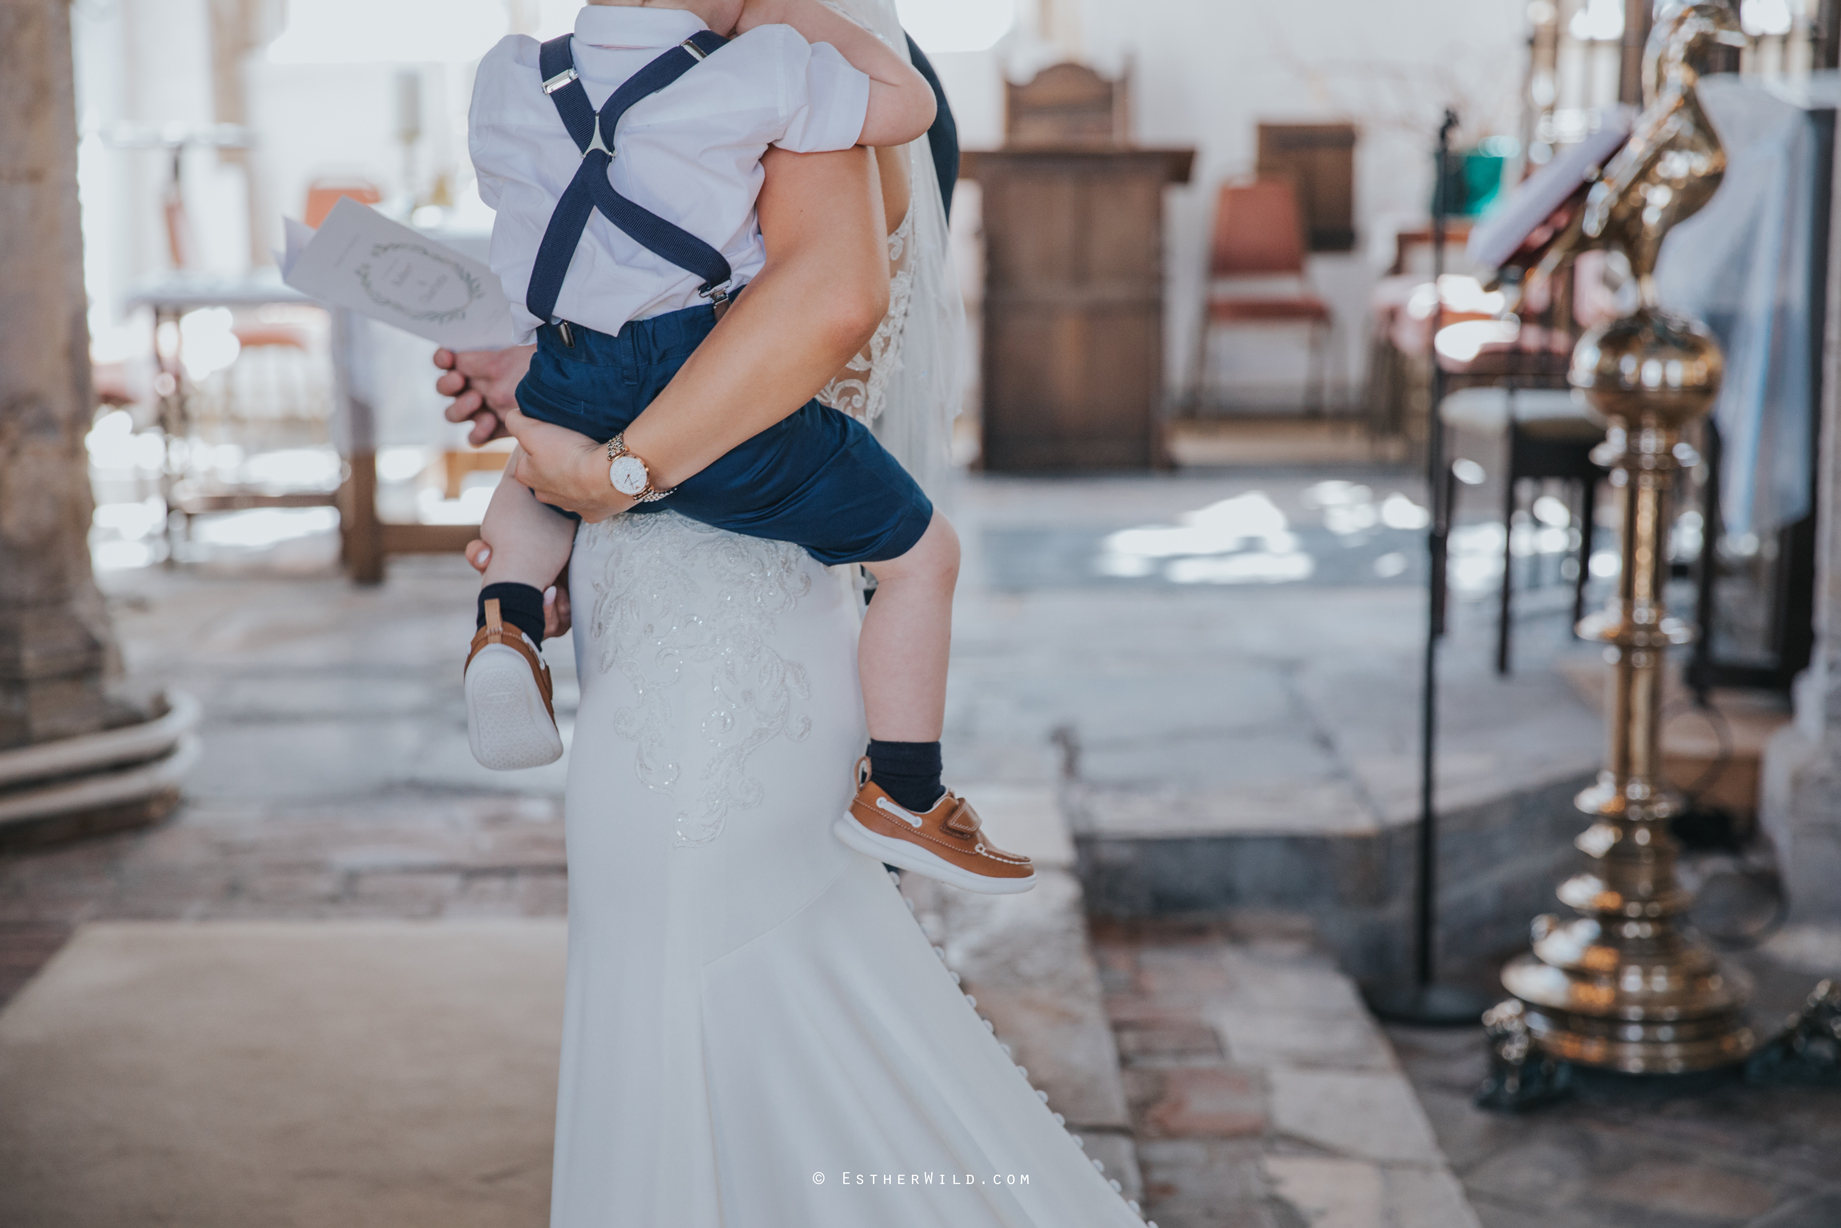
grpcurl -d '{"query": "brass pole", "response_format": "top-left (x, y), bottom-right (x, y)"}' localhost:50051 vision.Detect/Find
top-left (1496, 3), bottom-right (1758, 1075)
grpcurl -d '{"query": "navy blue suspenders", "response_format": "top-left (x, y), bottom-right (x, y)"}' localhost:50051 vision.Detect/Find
top-left (525, 29), bottom-right (733, 325)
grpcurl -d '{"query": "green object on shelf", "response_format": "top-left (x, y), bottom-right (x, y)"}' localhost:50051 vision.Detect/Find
top-left (1461, 153), bottom-right (1508, 216)
top-left (1430, 138), bottom-right (1518, 218)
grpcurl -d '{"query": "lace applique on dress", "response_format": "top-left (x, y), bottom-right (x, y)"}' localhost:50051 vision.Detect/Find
top-left (817, 205), bottom-right (915, 425)
top-left (581, 513), bottom-right (813, 847)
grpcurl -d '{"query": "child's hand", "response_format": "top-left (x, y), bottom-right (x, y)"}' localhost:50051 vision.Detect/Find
top-left (753, 0), bottom-right (934, 148)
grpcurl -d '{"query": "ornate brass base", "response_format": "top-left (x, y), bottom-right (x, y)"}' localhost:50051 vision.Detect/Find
top-left (1498, 797), bottom-right (1759, 1073)
top-left (1502, 952), bottom-right (1755, 1073)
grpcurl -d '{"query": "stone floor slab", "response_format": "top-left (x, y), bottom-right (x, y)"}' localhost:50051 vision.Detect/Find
top-left (1126, 1066), bottom-right (1268, 1139)
top-left (1263, 1156), bottom-right (1385, 1228)
top-left (1266, 1068), bottom-right (1445, 1164)
top-left (1380, 1163), bottom-right (1485, 1228)
top-left (1387, 1020), bottom-right (1841, 1228)
top-left (1094, 918), bottom-right (1482, 1228)
top-left (0, 920), bottom-right (564, 1228)
top-left (1208, 1009), bottom-right (1395, 1073)
top-left (1751, 1192), bottom-right (1841, 1227)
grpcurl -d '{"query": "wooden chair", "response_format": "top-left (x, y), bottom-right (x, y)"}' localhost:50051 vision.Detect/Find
top-left (1004, 62), bottom-right (1127, 148)
top-left (304, 179), bottom-right (382, 228)
top-left (1192, 179), bottom-right (1334, 415)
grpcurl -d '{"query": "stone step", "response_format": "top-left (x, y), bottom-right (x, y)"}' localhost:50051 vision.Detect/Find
top-left (948, 473), bottom-right (1615, 986)
top-left (1068, 761), bottom-right (1600, 986)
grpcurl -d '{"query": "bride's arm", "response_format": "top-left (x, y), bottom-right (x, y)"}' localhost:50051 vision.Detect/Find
top-left (499, 146), bottom-right (890, 521)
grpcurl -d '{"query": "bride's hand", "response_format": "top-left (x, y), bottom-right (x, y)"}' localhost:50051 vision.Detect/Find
top-left (465, 538), bottom-right (573, 638)
top-left (501, 407), bottom-right (640, 524)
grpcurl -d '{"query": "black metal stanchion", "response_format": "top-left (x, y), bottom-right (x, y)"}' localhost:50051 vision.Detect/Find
top-left (1366, 110), bottom-right (1494, 1027)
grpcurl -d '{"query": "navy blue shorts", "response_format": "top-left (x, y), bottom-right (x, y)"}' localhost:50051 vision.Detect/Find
top-left (514, 300), bottom-right (934, 566)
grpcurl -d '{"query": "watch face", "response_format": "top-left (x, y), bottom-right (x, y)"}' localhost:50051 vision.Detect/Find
top-left (609, 455), bottom-right (649, 496)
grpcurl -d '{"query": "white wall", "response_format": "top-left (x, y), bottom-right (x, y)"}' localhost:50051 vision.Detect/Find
top-left (74, 0), bottom-right (227, 354)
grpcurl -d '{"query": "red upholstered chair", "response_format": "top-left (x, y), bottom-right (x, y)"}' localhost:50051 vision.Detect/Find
top-left (303, 178), bottom-right (383, 229)
top-left (1192, 179), bottom-right (1334, 415)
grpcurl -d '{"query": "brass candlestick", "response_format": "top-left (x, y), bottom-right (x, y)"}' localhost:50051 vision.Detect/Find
top-left (1494, 3), bottom-right (1758, 1075)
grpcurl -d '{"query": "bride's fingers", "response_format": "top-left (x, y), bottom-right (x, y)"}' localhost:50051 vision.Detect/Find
top-left (544, 584), bottom-right (572, 638)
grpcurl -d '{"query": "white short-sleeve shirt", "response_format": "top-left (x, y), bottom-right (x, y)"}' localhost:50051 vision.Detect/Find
top-left (470, 6), bottom-right (870, 341)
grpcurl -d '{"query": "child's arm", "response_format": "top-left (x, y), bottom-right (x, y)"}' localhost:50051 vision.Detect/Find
top-left (737, 0), bottom-right (936, 148)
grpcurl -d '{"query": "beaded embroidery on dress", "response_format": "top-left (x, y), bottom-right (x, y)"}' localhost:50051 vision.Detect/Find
top-left (582, 511), bottom-right (814, 847)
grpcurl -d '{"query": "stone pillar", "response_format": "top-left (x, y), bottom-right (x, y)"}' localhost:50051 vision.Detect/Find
top-left (0, 0), bottom-right (122, 750)
top-left (1761, 132), bottom-right (1841, 923)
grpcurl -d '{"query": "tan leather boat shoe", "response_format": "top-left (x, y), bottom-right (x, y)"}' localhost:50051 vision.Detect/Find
top-left (833, 764), bottom-right (1036, 894)
top-left (465, 598), bottom-right (562, 771)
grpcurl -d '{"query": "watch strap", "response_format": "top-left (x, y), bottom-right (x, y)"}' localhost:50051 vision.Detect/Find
top-left (607, 433), bottom-right (676, 501)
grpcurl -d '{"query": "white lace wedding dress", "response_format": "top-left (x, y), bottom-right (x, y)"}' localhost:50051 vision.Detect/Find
top-left (554, 510), bottom-right (1145, 1226)
top-left (545, 30), bottom-right (1148, 1220)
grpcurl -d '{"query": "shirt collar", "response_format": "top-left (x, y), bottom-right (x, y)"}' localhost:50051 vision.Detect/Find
top-left (574, 5), bottom-right (709, 49)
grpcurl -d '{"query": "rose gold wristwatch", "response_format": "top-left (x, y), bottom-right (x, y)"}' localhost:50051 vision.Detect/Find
top-left (605, 434), bottom-right (675, 502)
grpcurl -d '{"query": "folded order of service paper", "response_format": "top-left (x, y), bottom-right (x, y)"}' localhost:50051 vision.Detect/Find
top-left (279, 196), bottom-right (519, 351)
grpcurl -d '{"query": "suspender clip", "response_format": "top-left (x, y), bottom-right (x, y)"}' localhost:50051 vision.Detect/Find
top-left (542, 66), bottom-right (579, 94)
top-left (699, 280), bottom-right (732, 305)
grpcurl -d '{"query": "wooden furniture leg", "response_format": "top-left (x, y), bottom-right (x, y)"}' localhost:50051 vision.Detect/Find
top-left (1497, 429), bottom-right (1519, 676)
top-left (340, 451), bottom-right (384, 585)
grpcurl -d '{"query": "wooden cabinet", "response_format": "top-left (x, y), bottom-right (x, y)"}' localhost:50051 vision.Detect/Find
top-left (963, 147), bottom-right (1193, 471)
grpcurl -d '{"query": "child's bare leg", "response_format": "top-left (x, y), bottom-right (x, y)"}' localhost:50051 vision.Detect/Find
top-left (480, 451), bottom-right (577, 594)
top-left (859, 511), bottom-right (959, 742)
top-left (840, 512), bottom-right (1034, 893)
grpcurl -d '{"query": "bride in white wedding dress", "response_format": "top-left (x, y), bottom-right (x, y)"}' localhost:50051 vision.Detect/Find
top-left (457, 5), bottom-right (1153, 1222)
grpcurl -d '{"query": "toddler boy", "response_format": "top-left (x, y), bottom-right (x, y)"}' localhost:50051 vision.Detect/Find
top-left (465, 0), bottom-right (1034, 893)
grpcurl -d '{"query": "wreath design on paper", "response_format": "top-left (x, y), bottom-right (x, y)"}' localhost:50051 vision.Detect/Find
top-left (353, 242), bottom-right (484, 325)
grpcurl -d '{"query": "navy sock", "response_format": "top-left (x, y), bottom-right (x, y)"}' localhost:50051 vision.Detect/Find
top-left (478, 582), bottom-right (547, 646)
top-left (867, 739), bottom-right (943, 814)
